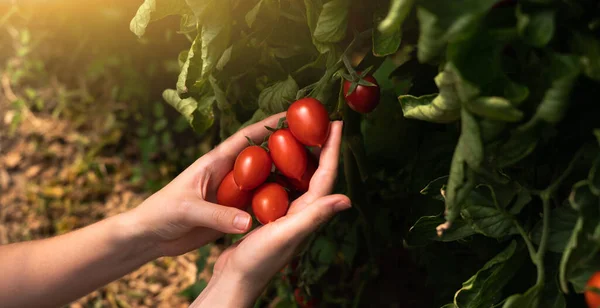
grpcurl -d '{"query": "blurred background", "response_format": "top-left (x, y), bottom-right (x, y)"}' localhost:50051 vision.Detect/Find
top-left (0, 1), bottom-right (219, 307)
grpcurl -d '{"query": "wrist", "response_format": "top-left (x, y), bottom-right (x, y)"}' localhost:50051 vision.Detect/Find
top-left (193, 270), bottom-right (262, 308)
top-left (111, 210), bottom-right (161, 263)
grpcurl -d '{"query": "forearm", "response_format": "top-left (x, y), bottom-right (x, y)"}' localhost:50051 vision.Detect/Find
top-left (191, 271), bottom-right (267, 308)
top-left (0, 211), bottom-right (158, 308)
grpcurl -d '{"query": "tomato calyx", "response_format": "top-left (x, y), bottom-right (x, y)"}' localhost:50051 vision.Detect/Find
top-left (341, 56), bottom-right (377, 96)
top-left (245, 135), bottom-right (269, 151)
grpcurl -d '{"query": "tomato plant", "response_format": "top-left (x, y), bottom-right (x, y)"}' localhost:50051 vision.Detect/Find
top-left (268, 128), bottom-right (307, 180)
top-left (233, 145), bottom-right (272, 191)
top-left (286, 98), bottom-right (330, 147)
top-left (252, 182), bottom-right (289, 225)
top-left (133, 0), bottom-right (600, 306)
top-left (343, 73), bottom-right (380, 113)
top-left (216, 171), bottom-right (252, 210)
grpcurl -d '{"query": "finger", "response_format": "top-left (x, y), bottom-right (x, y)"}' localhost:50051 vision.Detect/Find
top-left (303, 121), bottom-right (344, 201)
top-left (286, 194), bottom-right (350, 238)
top-left (215, 112), bottom-right (285, 161)
top-left (180, 200), bottom-right (253, 234)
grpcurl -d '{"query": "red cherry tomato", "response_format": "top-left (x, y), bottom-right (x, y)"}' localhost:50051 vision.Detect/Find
top-left (343, 73), bottom-right (380, 113)
top-left (268, 129), bottom-right (307, 180)
top-left (233, 146), bottom-right (272, 191)
top-left (286, 98), bottom-right (330, 147)
top-left (252, 182), bottom-right (289, 224)
top-left (287, 153), bottom-right (317, 192)
top-left (586, 271), bottom-right (600, 308)
top-left (294, 288), bottom-right (318, 308)
top-left (216, 171), bottom-right (252, 210)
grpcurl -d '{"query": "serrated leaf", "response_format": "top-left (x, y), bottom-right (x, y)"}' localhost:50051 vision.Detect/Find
top-left (304, 0), bottom-right (335, 53)
top-left (447, 26), bottom-right (528, 104)
top-left (501, 284), bottom-right (542, 308)
top-left (240, 109), bottom-right (268, 129)
top-left (162, 89), bottom-right (214, 134)
top-left (245, 0), bottom-right (264, 28)
top-left (245, 0), bottom-right (280, 28)
top-left (177, 30), bottom-right (202, 94)
top-left (208, 76), bottom-right (240, 139)
top-left (416, 0), bottom-right (497, 63)
top-left (460, 186), bottom-right (518, 239)
top-left (399, 70), bottom-right (462, 123)
top-left (378, 0), bottom-right (414, 34)
top-left (313, 0), bottom-right (350, 43)
top-left (571, 32), bottom-right (600, 82)
top-left (559, 180), bottom-right (600, 292)
top-left (531, 206), bottom-right (579, 253)
top-left (198, 0), bottom-right (232, 77)
top-left (258, 75), bottom-right (299, 114)
top-left (465, 97), bottom-right (523, 122)
top-left (407, 215), bottom-right (476, 245)
top-left (534, 53), bottom-right (580, 124)
top-left (454, 241), bottom-right (524, 307)
top-left (130, 0), bottom-right (192, 37)
top-left (517, 7), bottom-right (555, 48)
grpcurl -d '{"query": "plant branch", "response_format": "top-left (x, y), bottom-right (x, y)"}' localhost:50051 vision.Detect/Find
top-left (535, 192), bottom-right (551, 285)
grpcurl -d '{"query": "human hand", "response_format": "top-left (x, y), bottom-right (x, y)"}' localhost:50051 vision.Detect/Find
top-left (125, 113), bottom-right (285, 258)
top-left (191, 121), bottom-right (350, 307)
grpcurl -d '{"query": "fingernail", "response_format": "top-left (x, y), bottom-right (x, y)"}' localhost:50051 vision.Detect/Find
top-left (333, 201), bottom-right (351, 212)
top-left (233, 214), bottom-right (251, 231)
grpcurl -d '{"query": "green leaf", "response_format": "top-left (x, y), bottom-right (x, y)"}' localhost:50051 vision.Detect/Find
top-left (310, 236), bottom-right (336, 265)
top-left (373, 0), bottom-right (413, 57)
top-left (313, 0), bottom-right (350, 43)
top-left (208, 76), bottom-right (240, 139)
top-left (245, 0), bottom-right (280, 28)
top-left (378, 0), bottom-right (414, 34)
top-left (465, 97), bottom-right (523, 122)
top-left (240, 109), bottom-right (268, 129)
top-left (245, 0), bottom-right (264, 28)
top-left (177, 30), bottom-right (202, 94)
top-left (258, 75), bottom-right (299, 114)
top-left (199, 0), bottom-right (232, 77)
top-left (461, 186), bottom-right (518, 239)
top-left (559, 181), bottom-right (600, 292)
top-left (454, 241), bottom-right (525, 307)
top-left (407, 215), bottom-right (476, 245)
top-left (571, 32), bottom-right (600, 82)
top-left (447, 26), bottom-right (528, 104)
top-left (416, 0), bottom-right (497, 63)
top-left (568, 259), bottom-right (600, 293)
top-left (589, 154), bottom-right (600, 195)
top-left (162, 89), bottom-right (214, 134)
top-left (534, 53), bottom-right (580, 124)
top-left (130, 0), bottom-right (192, 37)
top-left (501, 284), bottom-right (542, 308)
top-left (493, 121), bottom-right (544, 168)
top-left (180, 279), bottom-right (208, 301)
top-left (398, 69), bottom-right (463, 123)
top-left (444, 110), bottom-right (481, 223)
top-left (516, 7), bottom-right (555, 48)
top-left (531, 205), bottom-right (579, 253)
top-left (372, 26), bottom-right (402, 57)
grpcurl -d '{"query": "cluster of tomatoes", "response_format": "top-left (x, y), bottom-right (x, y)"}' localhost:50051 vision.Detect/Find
top-left (216, 97), bottom-right (331, 224)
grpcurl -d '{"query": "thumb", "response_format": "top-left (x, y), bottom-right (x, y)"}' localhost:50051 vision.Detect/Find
top-left (182, 200), bottom-right (253, 234)
top-left (291, 194), bottom-right (351, 237)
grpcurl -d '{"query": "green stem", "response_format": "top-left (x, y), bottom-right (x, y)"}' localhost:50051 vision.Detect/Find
top-left (513, 219), bottom-right (537, 266)
top-left (535, 192), bottom-right (551, 285)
